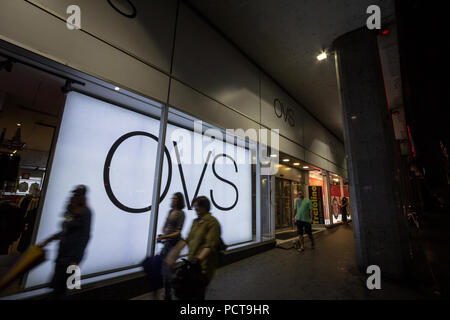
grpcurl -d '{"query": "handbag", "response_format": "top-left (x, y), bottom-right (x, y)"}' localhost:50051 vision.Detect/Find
top-left (171, 259), bottom-right (203, 300)
top-left (0, 245), bottom-right (46, 292)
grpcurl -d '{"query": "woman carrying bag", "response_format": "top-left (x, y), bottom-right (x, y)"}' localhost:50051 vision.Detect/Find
top-left (158, 192), bottom-right (185, 300)
top-left (164, 196), bottom-right (221, 300)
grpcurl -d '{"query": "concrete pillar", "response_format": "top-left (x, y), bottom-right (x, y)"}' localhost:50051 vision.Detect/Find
top-left (333, 28), bottom-right (410, 279)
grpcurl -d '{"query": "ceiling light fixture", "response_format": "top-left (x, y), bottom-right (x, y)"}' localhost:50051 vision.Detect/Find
top-left (283, 159), bottom-right (290, 162)
top-left (114, 87), bottom-right (120, 91)
top-left (317, 52), bottom-right (327, 61)
top-left (293, 162), bottom-right (300, 166)
top-left (270, 154), bottom-right (278, 158)
top-left (303, 166), bottom-right (309, 169)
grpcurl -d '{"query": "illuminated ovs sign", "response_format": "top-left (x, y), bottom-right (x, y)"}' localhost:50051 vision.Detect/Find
top-left (103, 132), bottom-right (239, 213)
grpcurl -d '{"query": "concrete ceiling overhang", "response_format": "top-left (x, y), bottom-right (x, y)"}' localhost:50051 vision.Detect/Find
top-left (187, 0), bottom-right (395, 141)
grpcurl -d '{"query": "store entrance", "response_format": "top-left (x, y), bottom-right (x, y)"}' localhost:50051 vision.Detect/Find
top-left (275, 178), bottom-right (303, 231)
top-left (275, 178), bottom-right (291, 230)
top-left (273, 152), bottom-right (309, 235)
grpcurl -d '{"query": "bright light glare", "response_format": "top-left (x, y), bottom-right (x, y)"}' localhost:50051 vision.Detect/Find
top-left (317, 52), bottom-right (327, 61)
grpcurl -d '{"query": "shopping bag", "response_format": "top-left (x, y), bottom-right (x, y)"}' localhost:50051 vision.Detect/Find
top-left (171, 259), bottom-right (203, 299)
top-left (0, 245), bottom-right (46, 292)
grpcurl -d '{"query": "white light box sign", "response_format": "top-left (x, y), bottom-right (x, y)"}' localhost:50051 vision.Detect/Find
top-left (155, 123), bottom-right (253, 254)
top-left (26, 92), bottom-right (166, 288)
top-left (27, 92), bottom-right (253, 288)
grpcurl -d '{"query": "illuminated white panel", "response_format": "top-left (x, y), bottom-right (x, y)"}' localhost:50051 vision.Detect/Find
top-left (26, 92), bottom-right (164, 288)
top-left (156, 124), bottom-right (253, 252)
top-left (26, 92), bottom-right (253, 288)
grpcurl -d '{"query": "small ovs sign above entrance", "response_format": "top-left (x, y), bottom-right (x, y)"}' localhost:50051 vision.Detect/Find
top-left (274, 98), bottom-right (295, 127)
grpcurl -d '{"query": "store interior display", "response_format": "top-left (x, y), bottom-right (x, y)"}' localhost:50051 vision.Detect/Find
top-left (0, 60), bottom-right (62, 296)
top-left (274, 152), bottom-right (351, 228)
top-left (329, 173), bottom-right (351, 223)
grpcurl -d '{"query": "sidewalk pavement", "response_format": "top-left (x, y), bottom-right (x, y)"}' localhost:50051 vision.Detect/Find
top-left (134, 225), bottom-right (426, 300)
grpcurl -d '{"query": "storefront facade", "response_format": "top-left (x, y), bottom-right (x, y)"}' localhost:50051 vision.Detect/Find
top-left (273, 155), bottom-right (350, 232)
top-left (0, 0), bottom-right (347, 297)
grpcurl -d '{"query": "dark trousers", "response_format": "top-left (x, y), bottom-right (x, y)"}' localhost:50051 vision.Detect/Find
top-left (342, 211), bottom-right (348, 223)
top-left (50, 262), bottom-right (71, 300)
top-left (190, 274), bottom-right (209, 300)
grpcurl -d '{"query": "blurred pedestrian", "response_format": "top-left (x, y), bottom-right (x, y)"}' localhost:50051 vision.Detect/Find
top-left (164, 196), bottom-right (221, 300)
top-left (42, 185), bottom-right (92, 299)
top-left (341, 197), bottom-right (349, 225)
top-left (157, 192), bottom-right (185, 300)
top-left (293, 191), bottom-right (314, 252)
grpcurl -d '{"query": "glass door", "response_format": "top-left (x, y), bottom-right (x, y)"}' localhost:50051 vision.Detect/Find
top-left (275, 178), bottom-right (292, 230)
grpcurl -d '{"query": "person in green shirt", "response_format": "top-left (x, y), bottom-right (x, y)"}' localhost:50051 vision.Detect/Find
top-left (165, 196), bottom-right (221, 300)
top-left (293, 191), bottom-right (315, 252)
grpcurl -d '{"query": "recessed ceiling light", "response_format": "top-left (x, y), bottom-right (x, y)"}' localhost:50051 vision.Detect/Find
top-left (317, 52), bottom-right (327, 61)
top-left (114, 87), bottom-right (120, 91)
top-left (283, 159), bottom-right (290, 162)
top-left (293, 162), bottom-right (300, 166)
top-left (303, 166), bottom-right (309, 169)
top-left (270, 154), bottom-right (278, 158)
